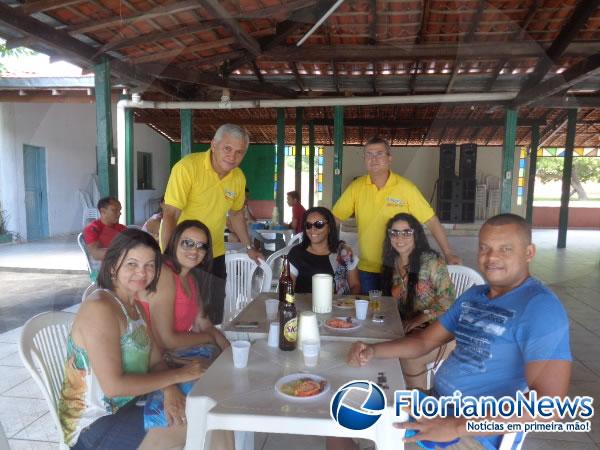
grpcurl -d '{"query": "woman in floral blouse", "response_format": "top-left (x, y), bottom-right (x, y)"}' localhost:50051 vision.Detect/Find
top-left (381, 212), bottom-right (456, 389)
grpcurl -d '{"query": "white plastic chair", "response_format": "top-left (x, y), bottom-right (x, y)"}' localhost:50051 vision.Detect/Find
top-left (77, 232), bottom-right (100, 279)
top-left (224, 254), bottom-right (272, 323)
top-left (19, 311), bottom-right (75, 450)
top-left (447, 265), bottom-right (485, 297)
top-left (265, 233), bottom-right (303, 289)
top-left (0, 421), bottom-right (8, 450)
top-left (287, 232), bottom-right (303, 248)
top-left (78, 190), bottom-right (99, 227)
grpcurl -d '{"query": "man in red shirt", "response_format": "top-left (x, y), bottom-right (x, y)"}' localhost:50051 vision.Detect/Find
top-left (83, 196), bottom-right (127, 260)
top-left (286, 190), bottom-right (306, 234)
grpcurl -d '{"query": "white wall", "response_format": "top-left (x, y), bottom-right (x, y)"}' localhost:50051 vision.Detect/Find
top-left (321, 144), bottom-right (520, 215)
top-left (0, 102), bottom-right (170, 240)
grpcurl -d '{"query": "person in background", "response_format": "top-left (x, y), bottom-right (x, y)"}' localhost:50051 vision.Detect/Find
top-left (332, 137), bottom-right (461, 295)
top-left (161, 124), bottom-right (263, 324)
top-left (142, 197), bottom-right (164, 242)
top-left (381, 212), bottom-right (456, 390)
top-left (137, 220), bottom-right (229, 352)
top-left (287, 207), bottom-right (360, 295)
top-left (345, 214), bottom-right (571, 450)
top-left (83, 196), bottom-right (127, 261)
top-left (286, 190), bottom-right (306, 234)
top-left (58, 229), bottom-right (210, 450)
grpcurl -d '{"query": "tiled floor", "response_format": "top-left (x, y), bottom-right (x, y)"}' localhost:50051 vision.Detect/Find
top-left (0, 229), bottom-right (599, 449)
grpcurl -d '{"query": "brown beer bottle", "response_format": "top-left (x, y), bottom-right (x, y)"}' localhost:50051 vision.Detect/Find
top-left (279, 290), bottom-right (297, 351)
top-left (278, 256), bottom-right (293, 304)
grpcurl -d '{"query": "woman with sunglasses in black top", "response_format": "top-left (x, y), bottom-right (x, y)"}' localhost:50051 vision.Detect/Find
top-left (381, 213), bottom-right (456, 390)
top-left (287, 207), bottom-right (361, 295)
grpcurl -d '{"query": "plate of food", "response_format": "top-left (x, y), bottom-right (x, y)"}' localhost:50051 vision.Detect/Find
top-left (334, 298), bottom-right (355, 309)
top-left (323, 316), bottom-right (361, 331)
top-left (275, 373), bottom-right (330, 401)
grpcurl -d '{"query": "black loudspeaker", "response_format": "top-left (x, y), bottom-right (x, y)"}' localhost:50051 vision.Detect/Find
top-left (436, 177), bottom-right (476, 223)
top-left (459, 143), bottom-right (477, 178)
top-left (439, 144), bottom-right (456, 179)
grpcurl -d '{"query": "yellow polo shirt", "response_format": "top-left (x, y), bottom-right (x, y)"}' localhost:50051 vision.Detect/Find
top-left (332, 172), bottom-right (435, 273)
top-left (164, 150), bottom-right (245, 257)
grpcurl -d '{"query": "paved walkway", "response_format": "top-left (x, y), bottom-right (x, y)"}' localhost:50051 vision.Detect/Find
top-left (0, 230), bottom-right (599, 449)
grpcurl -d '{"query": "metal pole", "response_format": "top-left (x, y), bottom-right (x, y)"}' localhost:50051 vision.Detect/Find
top-left (333, 105), bottom-right (344, 204)
top-left (308, 121), bottom-right (315, 208)
top-left (500, 108), bottom-right (517, 213)
top-left (124, 108), bottom-right (134, 225)
top-left (295, 107), bottom-right (304, 197)
top-left (525, 125), bottom-right (539, 224)
top-left (276, 108), bottom-right (286, 223)
top-left (94, 57), bottom-right (113, 197)
top-left (180, 109), bottom-right (193, 157)
top-left (557, 109), bottom-right (577, 248)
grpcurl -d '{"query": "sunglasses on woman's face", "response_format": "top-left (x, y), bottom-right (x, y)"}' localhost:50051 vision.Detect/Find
top-left (180, 238), bottom-right (209, 251)
top-left (388, 228), bottom-right (415, 238)
top-left (305, 220), bottom-right (328, 230)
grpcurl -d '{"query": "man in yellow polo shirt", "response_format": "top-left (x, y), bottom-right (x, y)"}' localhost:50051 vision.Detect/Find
top-left (332, 137), bottom-right (462, 294)
top-left (162, 124), bottom-right (262, 324)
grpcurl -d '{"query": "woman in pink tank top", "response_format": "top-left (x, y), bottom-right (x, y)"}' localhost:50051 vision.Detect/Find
top-left (138, 220), bottom-right (229, 352)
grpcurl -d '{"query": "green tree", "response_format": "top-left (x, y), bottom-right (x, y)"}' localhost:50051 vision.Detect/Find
top-left (0, 39), bottom-right (37, 73)
top-left (537, 157), bottom-right (600, 200)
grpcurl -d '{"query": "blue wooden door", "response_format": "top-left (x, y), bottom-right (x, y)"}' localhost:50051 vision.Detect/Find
top-left (23, 145), bottom-right (49, 240)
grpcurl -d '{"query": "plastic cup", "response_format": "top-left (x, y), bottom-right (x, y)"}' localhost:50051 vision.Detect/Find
top-left (355, 299), bottom-right (369, 320)
top-left (369, 290), bottom-right (382, 313)
top-left (265, 299), bottom-right (279, 321)
top-left (232, 340), bottom-right (251, 368)
top-left (302, 340), bottom-right (320, 367)
top-left (267, 322), bottom-right (280, 347)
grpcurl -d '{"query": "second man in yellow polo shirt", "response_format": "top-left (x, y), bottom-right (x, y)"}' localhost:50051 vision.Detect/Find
top-left (332, 137), bottom-right (462, 294)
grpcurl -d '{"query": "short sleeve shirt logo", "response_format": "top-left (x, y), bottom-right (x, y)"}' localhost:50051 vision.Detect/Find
top-left (385, 197), bottom-right (406, 207)
top-left (224, 190), bottom-right (236, 201)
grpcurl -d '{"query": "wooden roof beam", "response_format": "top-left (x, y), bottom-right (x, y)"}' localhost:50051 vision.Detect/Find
top-left (445, 0), bottom-right (485, 93)
top-left (0, 2), bottom-right (183, 98)
top-left (98, 21), bottom-right (220, 53)
top-left (265, 41), bottom-right (598, 61)
top-left (485, 0), bottom-right (539, 91)
top-left (532, 95), bottom-right (600, 108)
top-left (130, 37), bottom-right (237, 64)
top-left (18, 0), bottom-right (82, 15)
top-left (225, 1), bottom-right (338, 73)
top-left (290, 62), bottom-right (306, 92)
top-left (155, 66), bottom-right (297, 98)
top-left (70, 0), bottom-right (203, 34)
top-left (201, 0), bottom-right (261, 56)
top-left (518, 0), bottom-right (600, 93)
top-left (512, 53), bottom-right (600, 107)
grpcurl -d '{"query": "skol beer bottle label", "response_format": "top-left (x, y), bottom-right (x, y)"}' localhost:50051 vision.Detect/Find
top-left (283, 317), bottom-right (297, 342)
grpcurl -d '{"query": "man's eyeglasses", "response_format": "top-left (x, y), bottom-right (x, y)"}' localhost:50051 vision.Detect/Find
top-left (305, 220), bottom-right (328, 230)
top-left (388, 228), bottom-right (415, 238)
top-left (364, 151), bottom-right (389, 160)
top-left (180, 238), bottom-right (209, 251)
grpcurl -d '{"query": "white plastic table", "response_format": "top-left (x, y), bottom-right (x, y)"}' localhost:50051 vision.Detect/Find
top-left (222, 293), bottom-right (405, 344)
top-left (184, 340), bottom-right (407, 450)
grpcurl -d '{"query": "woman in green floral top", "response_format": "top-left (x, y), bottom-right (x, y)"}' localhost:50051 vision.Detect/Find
top-left (381, 213), bottom-right (456, 389)
top-left (58, 229), bottom-right (215, 450)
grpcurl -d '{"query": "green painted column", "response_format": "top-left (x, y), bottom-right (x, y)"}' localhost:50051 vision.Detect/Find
top-left (295, 107), bottom-right (304, 196)
top-left (180, 109), bottom-right (193, 158)
top-left (525, 125), bottom-right (539, 224)
top-left (333, 105), bottom-right (344, 204)
top-left (500, 108), bottom-right (517, 213)
top-left (94, 57), bottom-right (113, 197)
top-left (276, 108), bottom-right (286, 223)
top-left (308, 121), bottom-right (315, 208)
top-left (557, 109), bottom-right (577, 249)
top-left (124, 108), bottom-right (135, 225)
